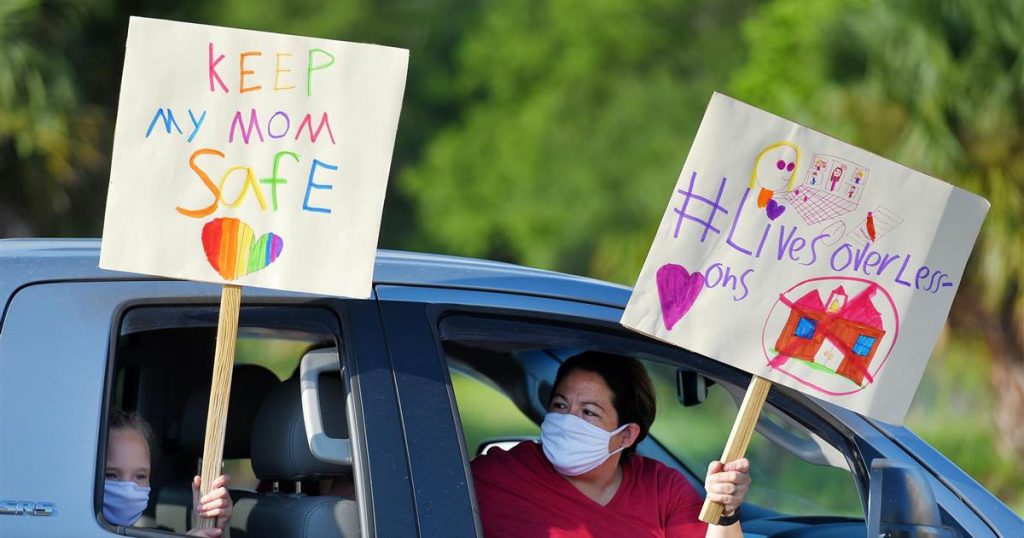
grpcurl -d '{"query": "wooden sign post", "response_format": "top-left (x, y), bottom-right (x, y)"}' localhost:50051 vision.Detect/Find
top-left (194, 284), bottom-right (242, 529)
top-left (698, 376), bottom-right (772, 524)
top-left (98, 17), bottom-right (409, 530)
top-left (620, 93), bottom-right (988, 527)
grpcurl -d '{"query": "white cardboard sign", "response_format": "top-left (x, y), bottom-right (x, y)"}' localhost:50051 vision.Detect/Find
top-left (100, 17), bottom-right (409, 298)
top-left (621, 93), bottom-right (988, 424)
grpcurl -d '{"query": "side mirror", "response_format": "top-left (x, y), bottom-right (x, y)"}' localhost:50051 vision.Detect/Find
top-left (677, 370), bottom-right (711, 407)
top-left (867, 459), bottom-right (956, 537)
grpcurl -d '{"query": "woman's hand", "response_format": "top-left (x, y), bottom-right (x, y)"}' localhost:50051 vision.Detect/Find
top-left (187, 474), bottom-right (233, 537)
top-left (704, 458), bottom-right (751, 517)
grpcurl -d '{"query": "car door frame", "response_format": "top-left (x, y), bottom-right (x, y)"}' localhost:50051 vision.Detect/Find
top-left (375, 283), bottom-right (1005, 538)
top-left (0, 277), bottom-right (421, 538)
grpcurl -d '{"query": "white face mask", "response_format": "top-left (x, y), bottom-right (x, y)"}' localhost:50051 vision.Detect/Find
top-left (541, 412), bottom-right (629, 476)
top-left (103, 479), bottom-right (150, 526)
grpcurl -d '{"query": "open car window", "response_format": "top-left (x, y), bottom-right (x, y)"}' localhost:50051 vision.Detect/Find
top-left (449, 363), bottom-right (540, 456)
top-left (102, 305), bottom-right (362, 537)
top-left (439, 312), bottom-right (865, 525)
top-left (646, 360), bottom-right (861, 516)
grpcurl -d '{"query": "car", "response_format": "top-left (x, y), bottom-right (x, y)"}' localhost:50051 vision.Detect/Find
top-left (1, 238), bottom-right (1021, 537)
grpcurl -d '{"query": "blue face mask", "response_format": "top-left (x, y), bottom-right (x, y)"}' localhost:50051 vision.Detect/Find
top-left (103, 479), bottom-right (150, 526)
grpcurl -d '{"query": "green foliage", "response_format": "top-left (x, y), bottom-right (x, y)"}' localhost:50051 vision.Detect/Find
top-left (2, 0), bottom-right (1021, 514)
top-left (197, 0), bottom-right (486, 246)
top-left (850, 0), bottom-right (1024, 319)
top-left (729, 0), bottom-right (869, 125)
top-left (0, 0), bottom-right (110, 234)
top-left (1, 0), bottom-right (91, 160)
top-left (731, 0), bottom-right (1024, 332)
top-left (732, 0), bottom-right (1024, 510)
top-left (907, 335), bottom-right (1024, 513)
top-left (403, 0), bottom-right (755, 282)
top-left (451, 370), bottom-right (539, 455)
top-left (647, 362), bottom-right (862, 516)
top-left (0, 0), bottom-right (482, 237)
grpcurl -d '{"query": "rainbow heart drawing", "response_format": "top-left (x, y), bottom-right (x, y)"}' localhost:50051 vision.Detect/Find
top-left (201, 217), bottom-right (284, 280)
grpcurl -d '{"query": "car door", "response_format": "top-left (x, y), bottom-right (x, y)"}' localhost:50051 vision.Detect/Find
top-left (378, 282), bottom-right (941, 537)
top-left (375, 284), bottom-right (640, 538)
top-left (378, 281), bottom-right (1016, 537)
top-left (0, 278), bottom-right (419, 537)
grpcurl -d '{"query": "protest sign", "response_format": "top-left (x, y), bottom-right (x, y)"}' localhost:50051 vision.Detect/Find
top-left (100, 17), bottom-right (408, 298)
top-left (98, 17), bottom-right (408, 527)
top-left (620, 93), bottom-right (988, 522)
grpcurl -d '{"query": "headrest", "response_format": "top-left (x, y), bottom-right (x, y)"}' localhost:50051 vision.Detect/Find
top-left (182, 364), bottom-right (280, 458)
top-left (250, 373), bottom-right (350, 481)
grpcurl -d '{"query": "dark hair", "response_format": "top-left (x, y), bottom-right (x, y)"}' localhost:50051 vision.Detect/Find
top-left (549, 351), bottom-right (656, 462)
top-left (109, 408), bottom-right (155, 449)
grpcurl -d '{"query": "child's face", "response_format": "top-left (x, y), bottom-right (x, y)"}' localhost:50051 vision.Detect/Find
top-left (105, 428), bottom-right (151, 487)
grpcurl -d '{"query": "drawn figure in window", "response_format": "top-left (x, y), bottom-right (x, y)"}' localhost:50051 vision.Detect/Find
top-left (829, 164), bottom-right (846, 192)
top-left (771, 284), bottom-right (886, 386)
top-left (847, 185), bottom-right (857, 199)
top-left (808, 159), bottom-right (826, 186)
top-left (750, 141), bottom-right (800, 208)
top-left (853, 169), bottom-right (864, 184)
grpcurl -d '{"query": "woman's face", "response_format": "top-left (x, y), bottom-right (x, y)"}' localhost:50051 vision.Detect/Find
top-left (105, 428), bottom-right (151, 487)
top-left (549, 369), bottom-right (620, 432)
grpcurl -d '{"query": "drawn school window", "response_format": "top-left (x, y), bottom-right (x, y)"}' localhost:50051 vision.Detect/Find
top-left (794, 317), bottom-right (817, 339)
top-left (852, 335), bottom-right (876, 356)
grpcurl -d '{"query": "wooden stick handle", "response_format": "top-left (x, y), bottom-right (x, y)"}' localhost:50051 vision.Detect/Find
top-left (698, 375), bottom-right (772, 525)
top-left (195, 284), bottom-right (242, 529)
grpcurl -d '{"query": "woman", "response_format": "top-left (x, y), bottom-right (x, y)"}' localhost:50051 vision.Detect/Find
top-left (104, 409), bottom-right (234, 537)
top-left (471, 352), bottom-right (750, 537)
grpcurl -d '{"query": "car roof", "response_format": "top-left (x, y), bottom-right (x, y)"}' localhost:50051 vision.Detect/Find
top-left (0, 238), bottom-right (631, 310)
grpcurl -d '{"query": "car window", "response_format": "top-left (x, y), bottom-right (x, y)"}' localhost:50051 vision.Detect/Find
top-left (439, 313), bottom-right (863, 522)
top-left (450, 366), bottom-right (539, 456)
top-left (218, 336), bottom-right (308, 492)
top-left (101, 305), bottom-right (361, 536)
top-left (645, 360), bottom-right (862, 517)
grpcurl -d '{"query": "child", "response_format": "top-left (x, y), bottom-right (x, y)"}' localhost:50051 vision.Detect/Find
top-left (105, 409), bottom-right (233, 538)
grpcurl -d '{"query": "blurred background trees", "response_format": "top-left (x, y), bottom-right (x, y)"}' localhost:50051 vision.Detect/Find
top-left (731, 0), bottom-right (1024, 505)
top-left (0, 0), bottom-right (109, 235)
top-left (1, 0), bottom-right (1020, 512)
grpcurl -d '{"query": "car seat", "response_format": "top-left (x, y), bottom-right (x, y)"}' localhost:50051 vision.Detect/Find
top-left (156, 363), bottom-right (279, 532)
top-left (230, 349), bottom-right (358, 538)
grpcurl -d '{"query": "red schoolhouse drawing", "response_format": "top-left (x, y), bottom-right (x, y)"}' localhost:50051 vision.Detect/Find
top-left (771, 284), bottom-right (886, 386)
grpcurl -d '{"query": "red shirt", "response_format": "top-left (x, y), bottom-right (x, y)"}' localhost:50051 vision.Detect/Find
top-left (471, 442), bottom-right (708, 537)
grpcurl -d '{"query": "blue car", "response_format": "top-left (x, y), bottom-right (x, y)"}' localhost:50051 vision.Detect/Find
top-left (1, 239), bottom-right (1020, 537)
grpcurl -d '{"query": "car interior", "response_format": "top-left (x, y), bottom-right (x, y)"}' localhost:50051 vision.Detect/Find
top-left (101, 306), bottom-right (360, 537)
top-left (100, 305), bottom-right (882, 537)
top-left (436, 313), bottom-right (871, 537)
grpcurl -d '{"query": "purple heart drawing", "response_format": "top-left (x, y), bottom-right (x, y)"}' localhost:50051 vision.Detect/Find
top-left (766, 198), bottom-right (786, 220)
top-left (656, 263), bottom-right (705, 331)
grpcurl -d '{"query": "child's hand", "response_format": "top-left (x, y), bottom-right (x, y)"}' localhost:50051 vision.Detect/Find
top-left (188, 474), bottom-right (233, 536)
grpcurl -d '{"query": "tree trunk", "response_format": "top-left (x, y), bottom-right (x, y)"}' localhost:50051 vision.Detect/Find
top-left (951, 285), bottom-right (1024, 460)
top-left (0, 201), bottom-right (36, 238)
